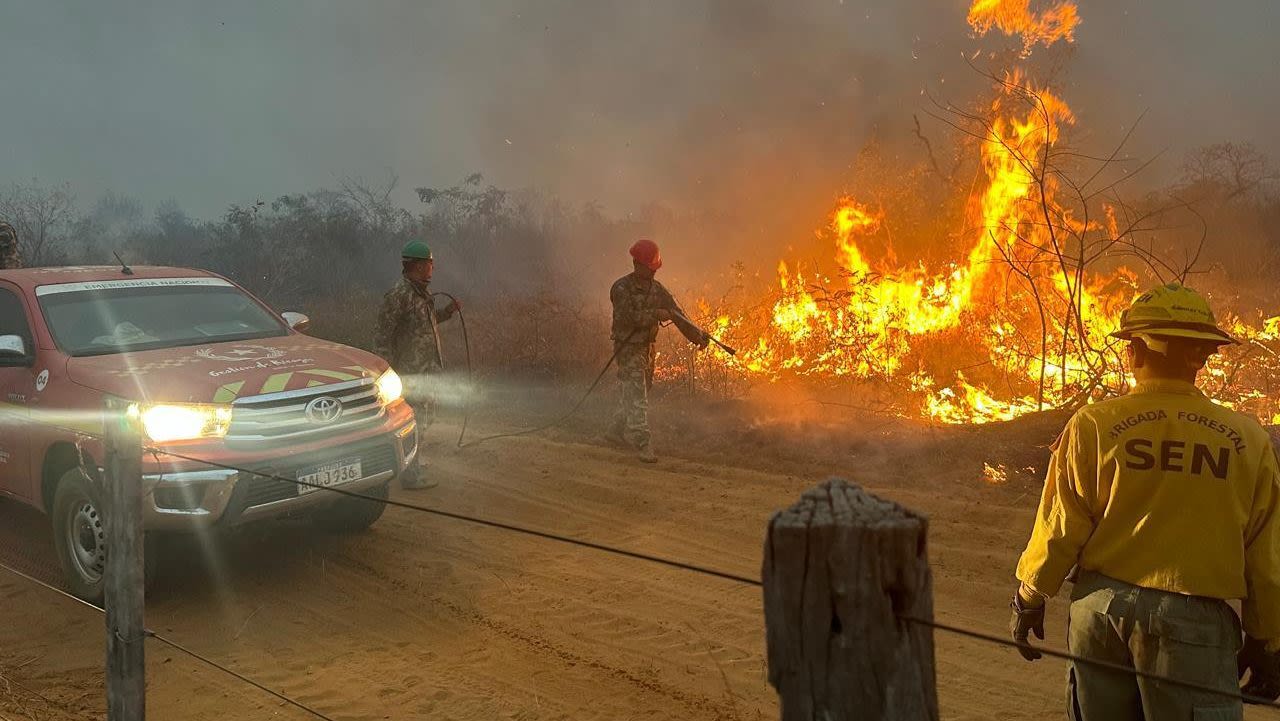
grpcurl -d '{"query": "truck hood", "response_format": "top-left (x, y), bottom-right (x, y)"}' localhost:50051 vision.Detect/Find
top-left (66, 335), bottom-right (389, 404)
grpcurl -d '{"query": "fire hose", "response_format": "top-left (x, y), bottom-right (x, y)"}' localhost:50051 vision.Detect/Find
top-left (428, 293), bottom-right (735, 449)
top-left (670, 310), bottom-right (738, 356)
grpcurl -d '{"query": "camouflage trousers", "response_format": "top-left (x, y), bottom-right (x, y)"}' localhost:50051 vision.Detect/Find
top-left (410, 399), bottom-right (434, 466)
top-left (1066, 571), bottom-right (1242, 721)
top-left (403, 366), bottom-right (440, 469)
top-left (609, 342), bottom-right (655, 448)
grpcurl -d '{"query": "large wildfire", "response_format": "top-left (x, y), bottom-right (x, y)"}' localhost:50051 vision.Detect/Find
top-left (677, 0), bottom-right (1280, 425)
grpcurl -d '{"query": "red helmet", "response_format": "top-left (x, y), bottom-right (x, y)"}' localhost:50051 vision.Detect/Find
top-left (629, 239), bottom-right (662, 271)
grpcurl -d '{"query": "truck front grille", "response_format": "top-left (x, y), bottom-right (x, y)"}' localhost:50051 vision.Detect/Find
top-left (226, 378), bottom-right (385, 447)
top-left (242, 441), bottom-right (398, 508)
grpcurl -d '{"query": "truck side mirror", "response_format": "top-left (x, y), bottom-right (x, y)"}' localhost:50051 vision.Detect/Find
top-left (282, 312), bottom-right (311, 333)
top-left (0, 334), bottom-right (31, 367)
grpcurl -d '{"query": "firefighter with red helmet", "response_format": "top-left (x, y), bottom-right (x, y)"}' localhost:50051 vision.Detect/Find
top-left (605, 239), bottom-right (708, 462)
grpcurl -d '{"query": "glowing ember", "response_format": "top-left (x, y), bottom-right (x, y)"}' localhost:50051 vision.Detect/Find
top-left (983, 462), bottom-right (1011, 485)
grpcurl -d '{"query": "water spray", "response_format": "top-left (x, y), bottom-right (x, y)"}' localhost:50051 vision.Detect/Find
top-left (427, 293), bottom-right (734, 449)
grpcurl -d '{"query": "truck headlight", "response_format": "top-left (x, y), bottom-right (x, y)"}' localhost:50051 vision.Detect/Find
top-left (139, 403), bottom-right (233, 443)
top-left (376, 369), bottom-right (403, 405)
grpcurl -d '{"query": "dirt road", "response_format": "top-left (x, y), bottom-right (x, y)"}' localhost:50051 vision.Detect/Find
top-left (1, 402), bottom-right (1277, 720)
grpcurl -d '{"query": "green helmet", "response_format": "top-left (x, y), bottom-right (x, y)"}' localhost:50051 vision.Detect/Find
top-left (401, 239), bottom-right (433, 260)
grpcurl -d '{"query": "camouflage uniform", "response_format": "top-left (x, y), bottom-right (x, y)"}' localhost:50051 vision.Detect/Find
top-left (0, 223), bottom-right (20, 270)
top-left (607, 272), bottom-right (686, 449)
top-left (373, 276), bottom-right (456, 428)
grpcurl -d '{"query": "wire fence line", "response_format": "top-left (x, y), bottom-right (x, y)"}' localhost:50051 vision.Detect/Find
top-left (1, 408), bottom-right (765, 720)
top-left (0, 407), bottom-right (759, 588)
top-left (0, 559), bottom-right (335, 721)
top-left (145, 634), bottom-right (338, 721)
top-left (146, 446), bottom-right (762, 588)
top-left (4, 408), bottom-right (1279, 715)
top-left (901, 616), bottom-right (1280, 710)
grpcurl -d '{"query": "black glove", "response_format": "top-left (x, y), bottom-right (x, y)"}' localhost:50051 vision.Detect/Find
top-left (1010, 593), bottom-right (1045, 661)
top-left (1239, 635), bottom-right (1280, 703)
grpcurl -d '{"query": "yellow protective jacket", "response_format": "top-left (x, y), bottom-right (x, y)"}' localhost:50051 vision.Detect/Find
top-left (1016, 379), bottom-right (1280, 638)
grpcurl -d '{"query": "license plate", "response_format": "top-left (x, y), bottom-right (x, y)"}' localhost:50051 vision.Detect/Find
top-left (297, 457), bottom-right (363, 495)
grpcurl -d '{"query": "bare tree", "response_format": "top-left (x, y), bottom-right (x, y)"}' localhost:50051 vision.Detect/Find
top-left (1181, 142), bottom-right (1278, 202)
top-left (0, 179), bottom-right (77, 266)
top-left (339, 171), bottom-right (413, 234)
top-left (919, 66), bottom-right (1206, 410)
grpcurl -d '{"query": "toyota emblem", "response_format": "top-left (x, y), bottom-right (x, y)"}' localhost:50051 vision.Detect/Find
top-left (304, 396), bottom-right (343, 424)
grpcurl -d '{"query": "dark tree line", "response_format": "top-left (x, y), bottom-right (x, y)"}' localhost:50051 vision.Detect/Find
top-left (1, 142), bottom-right (1276, 380)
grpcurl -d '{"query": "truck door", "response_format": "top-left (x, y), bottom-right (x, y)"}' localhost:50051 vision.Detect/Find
top-left (0, 286), bottom-right (36, 501)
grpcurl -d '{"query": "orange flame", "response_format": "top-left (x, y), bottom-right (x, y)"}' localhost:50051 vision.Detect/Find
top-left (982, 462), bottom-right (1011, 485)
top-left (968, 0), bottom-right (1081, 56)
top-left (704, 73), bottom-right (1105, 422)
top-left (672, 0), bottom-right (1280, 426)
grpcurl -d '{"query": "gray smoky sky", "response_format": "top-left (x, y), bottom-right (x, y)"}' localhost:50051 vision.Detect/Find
top-left (1, 0), bottom-right (1277, 223)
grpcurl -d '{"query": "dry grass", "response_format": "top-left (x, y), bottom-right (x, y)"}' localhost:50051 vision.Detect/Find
top-left (305, 288), bottom-right (611, 382)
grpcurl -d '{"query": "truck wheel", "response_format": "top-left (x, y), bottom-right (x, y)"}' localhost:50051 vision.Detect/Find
top-left (312, 484), bottom-right (388, 533)
top-left (50, 468), bottom-right (156, 605)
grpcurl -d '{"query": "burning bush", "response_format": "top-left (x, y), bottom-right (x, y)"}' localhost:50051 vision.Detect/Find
top-left (664, 0), bottom-right (1280, 425)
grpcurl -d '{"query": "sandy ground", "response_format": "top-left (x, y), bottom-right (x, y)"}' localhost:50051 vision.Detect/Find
top-left (0, 391), bottom-right (1277, 720)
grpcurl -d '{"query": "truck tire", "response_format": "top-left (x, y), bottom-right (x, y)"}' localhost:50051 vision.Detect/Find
top-left (311, 483), bottom-right (388, 533)
top-left (50, 468), bottom-right (156, 605)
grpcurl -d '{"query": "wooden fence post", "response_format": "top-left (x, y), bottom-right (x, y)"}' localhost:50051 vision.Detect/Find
top-left (763, 478), bottom-right (937, 721)
top-left (103, 397), bottom-right (145, 721)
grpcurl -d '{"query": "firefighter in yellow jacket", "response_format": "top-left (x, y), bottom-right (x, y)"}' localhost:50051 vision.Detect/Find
top-left (1011, 283), bottom-right (1280, 720)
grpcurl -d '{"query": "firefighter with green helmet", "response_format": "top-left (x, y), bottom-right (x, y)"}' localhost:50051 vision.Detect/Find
top-left (373, 239), bottom-right (460, 489)
top-left (1011, 282), bottom-right (1280, 719)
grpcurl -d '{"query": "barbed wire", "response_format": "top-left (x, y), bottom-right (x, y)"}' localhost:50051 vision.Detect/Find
top-left (0, 561), bottom-right (335, 721)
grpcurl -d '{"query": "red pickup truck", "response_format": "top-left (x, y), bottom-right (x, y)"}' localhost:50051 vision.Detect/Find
top-left (0, 266), bottom-right (417, 602)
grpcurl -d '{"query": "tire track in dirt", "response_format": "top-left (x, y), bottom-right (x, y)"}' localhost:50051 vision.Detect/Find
top-left (330, 549), bottom-right (755, 721)
top-left (133, 489), bottom-right (768, 721)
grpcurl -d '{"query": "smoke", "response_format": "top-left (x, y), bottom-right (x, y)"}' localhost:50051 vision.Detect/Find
top-left (1, 1), bottom-right (1278, 292)
top-left (404, 0), bottom-right (1280, 294)
top-left (468, 0), bottom-right (961, 284)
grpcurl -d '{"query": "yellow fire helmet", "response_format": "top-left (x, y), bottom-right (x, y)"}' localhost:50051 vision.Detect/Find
top-left (1111, 282), bottom-right (1237, 348)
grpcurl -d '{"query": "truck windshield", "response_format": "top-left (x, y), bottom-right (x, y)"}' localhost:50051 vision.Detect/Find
top-left (37, 279), bottom-right (288, 357)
